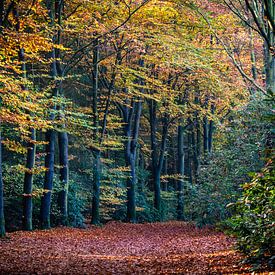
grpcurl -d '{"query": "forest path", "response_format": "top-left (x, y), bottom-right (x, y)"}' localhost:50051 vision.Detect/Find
top-left (0, 221), bottom-right (256, 274)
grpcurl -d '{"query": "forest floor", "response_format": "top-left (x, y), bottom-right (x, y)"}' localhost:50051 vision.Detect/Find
top-left (0, 221), bottom-right (270, 274)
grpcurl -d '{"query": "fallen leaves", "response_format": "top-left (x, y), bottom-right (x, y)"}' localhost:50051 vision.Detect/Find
top-left (0, 221), bottom-right (270, 274)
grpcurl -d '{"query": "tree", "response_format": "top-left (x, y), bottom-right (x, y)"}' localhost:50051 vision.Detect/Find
top-left (40, 0), bottom-right (59, 229)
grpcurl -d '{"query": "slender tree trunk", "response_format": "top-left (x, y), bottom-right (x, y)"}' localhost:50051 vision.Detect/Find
top-left (186, 128), bottom-right (193, 185)
top-left (124, 98), bottom-right (142, 223)
top-left (191, 124), bottom-right (199, 180)
top-left (249, 27), bottom-right (257, 82)
top-left (23, 128), bottom-right (36, 231)
top-left (149, 99), bottom-right (161, 212)
top-left (203, 116), bottom-right (209, 154)
top-left (153, 168), bottom-right (162, 212)
top-left (0, 1), bottom-right (4, 28)
top-left (40, 0), bottom-right (58, 228)
top-left (126, 152), bottom-right (137, 222)
top-left (208, 104), bottom-right (215, 153)
top-left (54, 0), bottom-right (69, 226)
top-left (41, 128), bottom-right (55, 229)
top-left (265, 1), bottom-right (275, 94)
top-left (91, 149), bottom-right (101, 224)
top-left (0, 0), bottom-right (5, 237)
top-left (177, 123), bottom-right (184, 220)
top-left (138, 150), bottom-right (145, 192)
top-left (149, 100), bottom-right (168, 216)
top-left (91, 40), bottom-right (101, 225)
top-left (58, 131), bottom-right (68, 225)
top-left (162, 156), bottom-right (168, 191)
top-left (17, 46), bottom-right (37, 231)
top-left (0, 129), bottom-right (5, 237)
top-left (124, 59), bottom-right (144, 222)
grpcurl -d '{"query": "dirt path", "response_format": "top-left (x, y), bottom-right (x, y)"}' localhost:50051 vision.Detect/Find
top-left (0, 221), bottom-right (259, 274)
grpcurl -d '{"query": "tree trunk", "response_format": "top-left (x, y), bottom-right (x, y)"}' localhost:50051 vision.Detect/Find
top-left (203, 116), bottom-right (209, 154)
top-left (185, 128), bottom-right (193, 185)
top-left (40, 1), bottom-right (58, 227)
top-left (40, 0), bottom-right (58, 227)
top-left (91, 150), bottom-right (101, 224)
top-left (149, 99), bottom-right (161, 212)
top-left (149, 99), bottom-right (169, 216)
top-left (18, 46), bottom-right (36, 231)
top-left (208, 104), bottom-right (215, 153)
top-left (153, 168), bottom-right (161, 212)
top-left (126, 153), bottom-right (137, 223)
top-left (91, 40), bottom-right (101, 225)
top-left (58, 131), bottom-right (69, 225)
top-left (265, 1), bottom-right (275, 95)
top-left (191, 124), bottom-right (199, 180)
top-left (41, 129), bottom-right (55, 229)
top-left (162, 156), bottom-right (168, 191)
top-left (124, 98), bottom-right (142, 223)
top-left (177, 124), bottom-right (184, 220)
top-left (23, 128), bottom-right (36, 231)
top-left (0, 129), bottom-right (5, 237)
top-left (54, 0), bottom-right (68, 226)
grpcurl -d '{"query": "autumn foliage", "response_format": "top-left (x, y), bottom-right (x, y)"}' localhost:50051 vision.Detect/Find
top-left (0, 0), bottom-right (274, 273)
top-left (0, 222), bottom-right (258, 274)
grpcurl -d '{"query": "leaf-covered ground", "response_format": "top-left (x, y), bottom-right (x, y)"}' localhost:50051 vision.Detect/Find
top-left (0, 221), bottom-right (266, 274)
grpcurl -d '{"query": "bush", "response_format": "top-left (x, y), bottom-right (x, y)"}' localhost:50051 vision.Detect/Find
top-left (229, 160), bottom-right (274, 267)
top-left (51, 174), bottom-right (87, 228)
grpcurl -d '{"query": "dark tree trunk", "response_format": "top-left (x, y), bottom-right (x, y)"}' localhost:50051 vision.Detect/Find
top-left (177, 123), bottom-right (184, 220)
top-left (17, 46), bottom-right (36, 231)
top-left (149, 100), bottom-right (161, 211)
top-left (126, 152), bottom-right (137, 223)
top-left (0, 0), bottom-right (8, 237)
top-left (153, 168), bottom-right (162, 212)
top-left (54, 0), bottom-right (68, 226)
top-left (149, 99), bottom-right (169, 216)
top-left (208, 104), bottom-right (215, 153)
top-left (40, 1), bottom-right (58, 227)
top-left (58, 131), bottom-right (69, 225)
top-left (91, 150), bottom-right (101, 224)
top-left (203, 116), bottom-right (209, 154)
top-left (186, 128), bottom-right (193, 185)
top-left (0, 1), bottom-right (4, 27)
top-left (124, 98), bottom-right (142, 223)
top-left (138, 149), bottom-right (145, 193)
top-left (23, 128), bottom-right (36, 231)
top-left (0, 129), bottom-right (5, 237)
top-left (196, 122), bottom-right (201, 159)
top-left (191, 124), bottom-right (199, 180)
top-left (162, 156), bottom-right (168, 191)
top-left (91, 40), bottom-right (101, 225)
top-left (41, 129), bottom-right (55, 229)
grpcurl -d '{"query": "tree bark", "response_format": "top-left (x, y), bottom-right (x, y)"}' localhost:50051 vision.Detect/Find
top-left (185, 127), bottom-right (193, 185)
top-left (54, 0), bottom-right (69, 226)
top-left (203, 116), bottom-right (209, 154)
top-left (0, 129), bottom-right (5, 237)
top-left (149, 99), bottom-right (169, 216)
top-left (91, 40), bottom-right (101, 225)
top-left (58, 131), bottom-right (69, 225)
top-left (124, 98), bottom-right (142, 223)
top-left (40, 0), bottom-right (58, 229)
top-left (208, 104), bottom-right (215, 153)
top-left (17, 46), bottom-right (37, 231)
top-left (41, 128), bottom-right (55, 229)
top-left (23, 128), bottom-right (36, 231)
top-left (177, 123), bottom-right (185, 220)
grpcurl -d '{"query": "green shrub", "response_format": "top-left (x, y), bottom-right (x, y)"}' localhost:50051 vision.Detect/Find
top-left (230, 160), bottom-right (274, 266)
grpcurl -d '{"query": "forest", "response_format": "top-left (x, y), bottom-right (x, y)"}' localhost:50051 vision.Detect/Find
top-left (0, 0), bottom-right (274, 274)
